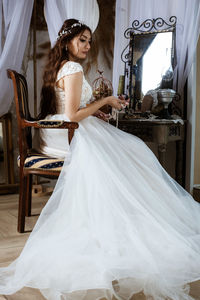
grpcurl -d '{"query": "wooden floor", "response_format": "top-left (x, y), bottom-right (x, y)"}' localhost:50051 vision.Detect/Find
top-left (0, 194), bottom-right (47, 300)
top-left (0, 194), bottom-right (200, 300)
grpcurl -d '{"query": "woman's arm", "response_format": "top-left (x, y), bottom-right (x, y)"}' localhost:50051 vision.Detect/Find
top-left (62, 72), bottom-right (127, 122)
top-left (93, 110), bottom-right (111, 121)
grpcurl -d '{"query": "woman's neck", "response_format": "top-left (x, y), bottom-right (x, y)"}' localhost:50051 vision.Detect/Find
top-left (68, 54), bottom-right (83, 64)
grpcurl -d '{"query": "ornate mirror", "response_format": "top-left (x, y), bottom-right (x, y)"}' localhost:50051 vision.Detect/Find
top-left (121, 17), bottom-right (177, 112)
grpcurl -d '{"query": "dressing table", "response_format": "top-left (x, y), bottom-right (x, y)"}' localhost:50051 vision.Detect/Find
top-left (113, 16), bottom-right (186, 186)
top-left (110, 117), bottom-right (185, 186)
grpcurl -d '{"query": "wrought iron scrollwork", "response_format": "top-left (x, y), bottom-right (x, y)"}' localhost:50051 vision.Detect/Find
top-left (129, 16), bottom-right (177, 35)
top-left (122, 16), bottom-right (177, 64)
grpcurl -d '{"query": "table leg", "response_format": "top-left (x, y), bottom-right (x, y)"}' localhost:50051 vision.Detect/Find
top-left (176, 140), bottom-right (183, 186)
top-left (158, 143), bottom-right (167, 167)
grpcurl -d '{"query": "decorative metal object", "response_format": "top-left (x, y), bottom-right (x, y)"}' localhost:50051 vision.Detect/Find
top-left (92, 70), bottom-right (113, 100)
top-left (157, 89), bottom-right (176, 119)
top-left (124, 16), bottom-right (177, 38)
top-left (92, 70), bottom-right (113, 114)
top-left (117, 75), bottom-right (125, 96)
top-left (120, 16), bottom-right (177, 115)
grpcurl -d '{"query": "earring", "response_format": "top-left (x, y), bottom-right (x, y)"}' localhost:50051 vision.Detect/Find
top-left (65, 45), bottom-right (68, 51)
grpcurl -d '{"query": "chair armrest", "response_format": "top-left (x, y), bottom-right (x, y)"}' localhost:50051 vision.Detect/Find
top-left (22, 119), bottom-right (79, 129)
top-left (22, 119), bottom-right (79, 144)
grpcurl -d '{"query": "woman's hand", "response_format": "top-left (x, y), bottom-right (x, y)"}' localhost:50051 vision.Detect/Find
top-left (106, 96), bottom-right (129, 110)
top-left (93, 110), bottom-right (110, 121)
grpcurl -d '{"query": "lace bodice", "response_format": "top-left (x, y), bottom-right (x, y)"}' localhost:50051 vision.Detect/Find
top-left (55, 61), bottom-right (93, 114)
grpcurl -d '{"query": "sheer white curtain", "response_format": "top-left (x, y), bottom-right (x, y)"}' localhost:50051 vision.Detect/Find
top-left (0, 0), bottom-right (34, 117)
top-left (113, 0), bottom-right (200, 96)
top-left (3, 0), bottom-right (13, 36)
top-left (0, 0), bottom-right (2, 55)
top-left (44, 0), bottom-right (99, 47)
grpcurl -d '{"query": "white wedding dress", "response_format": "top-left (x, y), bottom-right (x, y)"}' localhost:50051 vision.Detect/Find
top-left (0, 61), bottom-right (200, 300)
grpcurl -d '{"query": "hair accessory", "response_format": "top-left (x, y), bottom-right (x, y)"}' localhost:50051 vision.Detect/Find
top-left (57, 21), bottom-right (84, 40)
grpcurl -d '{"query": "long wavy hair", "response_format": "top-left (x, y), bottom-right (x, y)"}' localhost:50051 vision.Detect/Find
top-left (39, 19), bottom-right (92, 119)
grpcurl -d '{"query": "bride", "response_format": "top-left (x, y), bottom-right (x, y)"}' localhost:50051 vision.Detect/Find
top-left (0, 18), bottom-right (200, 300)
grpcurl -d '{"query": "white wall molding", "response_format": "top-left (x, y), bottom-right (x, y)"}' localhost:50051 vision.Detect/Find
top-left (185, 56), bottom-right (197, 192)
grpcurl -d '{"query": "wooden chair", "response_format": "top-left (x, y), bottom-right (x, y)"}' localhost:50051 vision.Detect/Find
top-left (7, 69), bottom-right (79, 233)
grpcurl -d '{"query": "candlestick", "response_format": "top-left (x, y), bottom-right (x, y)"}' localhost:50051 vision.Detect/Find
top-left (117, 75), bottom-right (125, 96)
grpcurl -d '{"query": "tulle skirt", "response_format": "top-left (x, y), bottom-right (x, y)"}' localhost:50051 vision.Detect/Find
top-left (0, 116), bottom-right (200, 300)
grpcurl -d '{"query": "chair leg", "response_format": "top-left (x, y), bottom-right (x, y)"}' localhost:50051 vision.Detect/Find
top-left (18, 172), bottom-right (26, 233)
top-left (25, 174), bottom-right (32, 217)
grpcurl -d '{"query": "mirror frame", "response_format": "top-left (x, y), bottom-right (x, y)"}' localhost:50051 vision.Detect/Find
top-left (121, 16), bottom-right (177, 111)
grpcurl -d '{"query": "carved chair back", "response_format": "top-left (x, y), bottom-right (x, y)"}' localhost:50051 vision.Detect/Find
top-left (7, 70), bottom-right (32, 158)
top-left (7, 69), bottom-right (79, 233)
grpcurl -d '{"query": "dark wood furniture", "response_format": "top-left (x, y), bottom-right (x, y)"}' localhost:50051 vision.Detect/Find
top-left (0, 113), bottom-right (16, 194)
top-left (111, 118), bottom-right (185, 186)
top-left (7, 69), bottom-right (79, 233)
top-left (193, 186), bottom-right (200, 203)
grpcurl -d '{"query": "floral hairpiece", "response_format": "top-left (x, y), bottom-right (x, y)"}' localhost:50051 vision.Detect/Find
top-left (57, 21), bottom-right (84, 40)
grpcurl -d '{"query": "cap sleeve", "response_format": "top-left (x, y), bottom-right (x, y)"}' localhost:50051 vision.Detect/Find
top-left (56, 61), bottom-right (83, 82)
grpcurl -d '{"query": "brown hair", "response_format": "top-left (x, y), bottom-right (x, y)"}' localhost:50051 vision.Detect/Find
top-left (39, 19), bottom-right (92, 119)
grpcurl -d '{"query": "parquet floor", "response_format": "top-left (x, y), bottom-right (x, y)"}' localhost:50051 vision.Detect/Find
top-left (0, 194), bottom-right (47, 299)
top-left (0, 194), bottom-right (200, 300)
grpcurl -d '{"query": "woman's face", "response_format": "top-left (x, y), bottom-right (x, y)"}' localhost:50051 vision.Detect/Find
top-left (67, 29), bottom-right (92, 61)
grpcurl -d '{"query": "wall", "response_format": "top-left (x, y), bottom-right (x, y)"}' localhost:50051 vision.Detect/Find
top-left (194, 38), bottom-right (200, 185)
top-left (27, 30), bottom-right (50, 116)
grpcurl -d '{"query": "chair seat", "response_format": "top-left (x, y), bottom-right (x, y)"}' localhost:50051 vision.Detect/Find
top-left (18, 153), bottom-right (64, 172)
